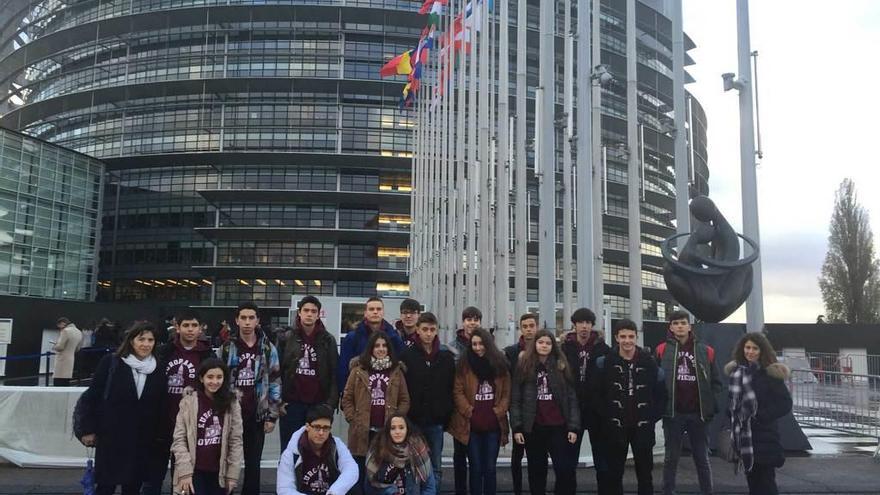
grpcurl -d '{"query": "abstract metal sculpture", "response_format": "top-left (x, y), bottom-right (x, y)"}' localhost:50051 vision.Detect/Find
top-left (661, 196), bottom-right (759, 322)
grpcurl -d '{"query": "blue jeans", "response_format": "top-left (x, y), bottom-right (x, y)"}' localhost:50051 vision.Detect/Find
top-left (279, 401), bottom-right (310, 452)
top-left (419, 423), bottom-right (445, 487)
top-left (467, 430), bottom-right (500, 495)
top-left (662, 414), bottom-right (713, 495)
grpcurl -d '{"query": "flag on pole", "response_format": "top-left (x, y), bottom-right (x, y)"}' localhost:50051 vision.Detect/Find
top-left (426, 0), bottom-right (445, 29)
top-left (418, 0), bottom-right (447, 15)
top-left (400, 82), bottom-right (416, 108)
top-left (379, 49), bottom-right (414, 77)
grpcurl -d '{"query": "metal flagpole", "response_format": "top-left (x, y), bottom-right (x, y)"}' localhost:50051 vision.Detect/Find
top-left (487, 0), bottom-right (497, 327)
top-left (626, 0), bottom-right (643, 330)
top-left (445, 0), bottom-right (457, 333)
top-left (495, 0), bottom-right (511, 337)
top-left (411, 71), bottom-right (422, 301)
top-left (478, 0), bottom-right (491, 316)
top-left (672, 0), bottom-right (690, 241)
top-left (575, 0), bottom-right (595, 311)
top-left (467, 0), bottom-right (479, 307)
top-left (538, 0), bottom-right (557, 332)
top-left (455, 0), bottom-right (468, 329)
top-left (438, 13), bottom-right (449, 322)
top-left (429, 47), bottom-right (439, 313)
top-left (562, 0), bottom-right (574, 329)
top-left (735, 0), bottom-right (764, 331)
top-left (590, 0), bottom-right (605, 323)
top-left (514, 0), bottom-right (528, 318)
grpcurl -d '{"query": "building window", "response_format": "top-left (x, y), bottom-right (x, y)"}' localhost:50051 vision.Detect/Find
top-left (339, 208), bottom-right (378, 229)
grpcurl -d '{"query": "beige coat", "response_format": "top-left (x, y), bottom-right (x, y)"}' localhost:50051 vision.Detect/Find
top-left (341, 360), bottom-right (410, 456)
top-left (171, 388), bottom-right (243, 488)
top-left (53, 324), bottom-right (83, 379)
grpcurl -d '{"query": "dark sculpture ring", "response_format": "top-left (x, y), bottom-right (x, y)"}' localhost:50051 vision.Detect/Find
top-left (660, 232), bottom-right (760, 276)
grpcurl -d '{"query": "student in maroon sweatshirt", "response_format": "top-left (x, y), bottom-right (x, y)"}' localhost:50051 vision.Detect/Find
top-left (592, 319), bottom-right (666, 495)
top-left (145, 309), bottom-right (216, 495)
top-left (656, 311), bottom-right (721, 495)
top-left (394, 298), bottom-right (421, 348)
top-left (560, 307), bottom-right (611, 492)
top-left (510, 329), bottom-right (580, 495)
top-left (449, 328), bottom-right (511, 495)
top-left (446, 306), bottom-right (482, 495)
top-left (171, 358), bottom-right (243, 495)
top-left (279, 295), bottom-right (339, 451)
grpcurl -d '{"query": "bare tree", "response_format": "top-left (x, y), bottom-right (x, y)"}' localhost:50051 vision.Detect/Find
top-left (819, 179), bottom-right (880, 323)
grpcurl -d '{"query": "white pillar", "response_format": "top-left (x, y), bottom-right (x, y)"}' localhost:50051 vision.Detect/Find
top-left (736, 0), bottom-right (764, 331)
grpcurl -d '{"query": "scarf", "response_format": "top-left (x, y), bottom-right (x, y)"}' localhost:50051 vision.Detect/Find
top-left (391, 438), bottom-right (432, 483)
top-left (729, 363), bottom-right (758, 473)
top-left (298, 429), bottom-right (331, 466)
top-left (371, 356), bottom-right (393, 371)
top-left (366, 436), bottom-right (433, 489)
top-left (122, 354), bottom-right (156, 399)
top-left (467, 351), bottom-right (496, 381)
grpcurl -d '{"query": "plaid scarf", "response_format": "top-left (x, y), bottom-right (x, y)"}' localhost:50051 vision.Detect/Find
top-left (729, 363), bottom-right (758, 473)
top-left (366, 436), bottom-right (433, 489)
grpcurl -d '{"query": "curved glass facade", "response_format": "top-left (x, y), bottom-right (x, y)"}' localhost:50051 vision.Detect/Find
top-left (0, 0), bottom-right (424, 317)
top-left (1, 0), bottom-right (709, 321)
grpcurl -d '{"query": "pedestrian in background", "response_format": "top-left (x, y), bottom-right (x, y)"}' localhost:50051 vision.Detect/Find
top-left (52, 316), bottom-right (83, 386)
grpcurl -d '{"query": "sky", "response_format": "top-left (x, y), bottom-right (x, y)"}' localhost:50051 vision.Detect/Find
top-left (681, 0), bottom-right (880, 323)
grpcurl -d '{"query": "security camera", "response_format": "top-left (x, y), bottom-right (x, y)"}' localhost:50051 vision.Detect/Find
top-left (592, 65), bottom-right (614, 88)
top-left (722, 72), bottom-right (736, 92)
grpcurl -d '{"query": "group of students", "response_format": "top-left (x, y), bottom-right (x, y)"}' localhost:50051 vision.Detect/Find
top-left (74, 295), bottom-right (793, 495)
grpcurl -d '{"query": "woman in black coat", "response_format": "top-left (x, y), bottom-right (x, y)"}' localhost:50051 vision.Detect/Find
top-left (725, 332), bottom-right (792, 495)
top-left (78, 321), bottom-right (166, 495)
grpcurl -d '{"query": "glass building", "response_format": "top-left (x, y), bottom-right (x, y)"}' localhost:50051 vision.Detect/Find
top-left (0, 0), bottom-right (423, 319)
top-left (0, 128), bottom-right (104, 301)
top-left (0, 0), bottom-right (708, 322)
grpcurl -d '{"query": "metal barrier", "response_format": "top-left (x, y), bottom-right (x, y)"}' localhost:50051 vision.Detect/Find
top-left (0, 347), bottom-right (112, 386)
top-left (788, 368), bottom-right (880, 441)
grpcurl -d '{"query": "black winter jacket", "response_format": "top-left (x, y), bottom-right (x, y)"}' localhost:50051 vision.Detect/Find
top-left (400, 342), bottom-right (456, 426)
top-left (79, 354), bottom-right (166, 486)
top-left (725, 361), bottom-right (792, 467)
top-left (560, 331), bottom-right (610, 431)
top-left (280, 319), bottom-right (340, 410)
top-left (510, 355), bottom-right (581, 434)
top-left (591, 347), bottom-right (666, 445)
top-left (503, 343), bottom-right (522, 373)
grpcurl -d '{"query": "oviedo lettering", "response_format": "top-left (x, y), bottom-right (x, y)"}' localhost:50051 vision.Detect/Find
top-left (236, 353), bottom-right (257, 387)
top-left (295, 343), bottom-right (318, 377)
top-left (197, 409), bottom-right (222, 446)
top-left (537, 370), bottom-right (554, 401)
top-left (166, 359), bottom-right (197, 394)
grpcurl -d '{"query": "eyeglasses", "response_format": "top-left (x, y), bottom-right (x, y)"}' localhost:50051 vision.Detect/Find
top-left (308, 424), bottom-right (332, 432)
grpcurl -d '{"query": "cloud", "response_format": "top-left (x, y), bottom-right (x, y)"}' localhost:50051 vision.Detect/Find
top-left (684, 0), bottom-right (880, 323)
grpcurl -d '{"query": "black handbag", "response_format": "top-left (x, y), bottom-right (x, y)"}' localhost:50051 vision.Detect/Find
top-left (72, 357), bottom-right (117, 440)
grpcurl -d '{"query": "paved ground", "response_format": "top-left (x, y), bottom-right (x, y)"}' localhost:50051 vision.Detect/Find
top-left (1, 454), bottom-right (878, 494)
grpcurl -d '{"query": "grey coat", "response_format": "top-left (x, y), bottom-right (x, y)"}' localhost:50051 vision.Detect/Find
top-left (509, 355), bottom-right (580, 434)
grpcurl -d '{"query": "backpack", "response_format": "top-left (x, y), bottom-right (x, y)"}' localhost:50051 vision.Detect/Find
top-left (72, 356), bottom-right (118, 440)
